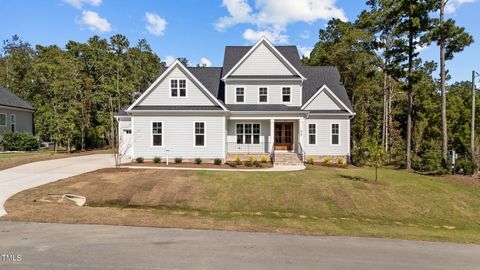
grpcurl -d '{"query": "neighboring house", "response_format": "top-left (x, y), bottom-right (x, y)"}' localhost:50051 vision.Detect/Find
top-left (118, 37), bottom-right (355, 165)
top-left (0, 85), bottom-right (35, 139)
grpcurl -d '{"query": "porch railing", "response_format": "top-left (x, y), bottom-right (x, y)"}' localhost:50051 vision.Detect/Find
top-left (227, 141), bottom-right (270, 154)
top-left (298, 142), bottom-right (306, 162)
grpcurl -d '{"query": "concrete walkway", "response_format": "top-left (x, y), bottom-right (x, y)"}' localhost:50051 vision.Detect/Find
top-left (0, 221), bottom-right (479, 270)
top-left (0, 154), bottom-right (114, 217)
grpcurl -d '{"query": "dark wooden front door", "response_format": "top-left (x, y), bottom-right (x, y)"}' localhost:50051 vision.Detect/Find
top-left (274, 122), bottom-right (293, 151)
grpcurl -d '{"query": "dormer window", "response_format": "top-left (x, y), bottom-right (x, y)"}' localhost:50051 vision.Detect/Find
top-left (236, 88), bottom-right (245, 103)
top-left (171, 79), bottom-right (186, 97)
top-left (259, 87), bottom-right (268, 103)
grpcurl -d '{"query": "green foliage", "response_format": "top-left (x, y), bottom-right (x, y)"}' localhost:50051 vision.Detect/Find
top-left (153, 156), bottom-right (161, 164)
top-left (235, 156), bottom-right (242, 166)
top-left (260, 156), bottom-right (269, 163)
top-left (0, 132), bottom-right (40, 151)
top-left (214, 158), bottom-right (222, 165)
top-left (195, 158), bottom-right (202, 165)
top-left (306, 157), bottom-right (315, 165)
top-left (455, 158), bottom-right (477, 175)
top-left (321, 157), bottom-right (332, 165)
top-left (135, 157), bottom-right (144, 163)
top-left (338, 157), bottom-right (346, 165)
top-left (174, 157), bottom-right (182, 164)
top-left (245, 156), bottom-right (255, 167)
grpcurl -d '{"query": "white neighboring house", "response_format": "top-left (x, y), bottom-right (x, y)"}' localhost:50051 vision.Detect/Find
top-left (117, 37), bottom-right (355, 165)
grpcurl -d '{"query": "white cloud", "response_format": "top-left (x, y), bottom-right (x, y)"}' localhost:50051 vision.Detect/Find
top-left (164, 55), bottom-right (175, 66)
top-left (445, 0), bottom-right (477, 13)
top-left (216, 0), bottom-right (347, 43)
top-left (145, 12), bottom-right (167, 36)
top-left (79, 11), bottom-right (111, 32)
top-left (63, 0), bottom-right (101, 9)
top-left (300, 31), bottom-right (310, 39)
top-left (243, 28), bottom-right (288, 44)
top-left (199, 57), bottom-right (212, 67)
top-left (298, 46), bottom-right (313, 58)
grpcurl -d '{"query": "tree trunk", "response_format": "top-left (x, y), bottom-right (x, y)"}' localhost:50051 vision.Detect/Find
top-left (440, 0), bottom-right (448, 167)
top-left (386, 75), bottom-right (392, 154)
top-left (382, 71), bottom-right (388, 149)
top-left (406, 29), bottom-right (414, 170)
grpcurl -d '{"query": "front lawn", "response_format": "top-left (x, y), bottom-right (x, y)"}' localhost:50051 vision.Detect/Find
top-left (2, 165), bottom-right (480, 244)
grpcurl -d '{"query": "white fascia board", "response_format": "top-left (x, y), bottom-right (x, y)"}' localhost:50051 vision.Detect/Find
top-left (301, 84), bottom-right (354, 115)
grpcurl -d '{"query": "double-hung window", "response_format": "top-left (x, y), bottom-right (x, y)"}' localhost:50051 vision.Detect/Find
top-left (331, 123), bottom-right (340, 145)
top-left (152, 122), bottom-right (162, 146)
top-left (259, 87), bottom-right (268, 103)
top-left (0, 113), bottom-right (6, 126)
top-left (308, 124), bottom-right (316, 144)
top-left (10, 114), bottom-right (15, 132)
top-left (194, 122), bottom-right (205, 146)
top-left (282, 87), bottom-right (291, 102)
top-left (171, 79), bottom-right (186, 97)
top-left (236, 123), bottom-right (260, 144)
top-left (236, 88), bottom-right (244, 103)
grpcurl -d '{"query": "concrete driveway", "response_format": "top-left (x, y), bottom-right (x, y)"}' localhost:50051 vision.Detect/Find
top-left (0, 221), bottom-right (479, 270)
top-left (0, 154), bottom-right (114, 216)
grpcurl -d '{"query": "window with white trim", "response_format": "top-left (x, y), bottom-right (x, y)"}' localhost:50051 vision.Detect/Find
top-left (195, 122), bottom-right (205, 146)
top-left (0, 113), bottom-right (6, 126)
top-left (10, 114), bottom-right (15, 132)
top-left (259, 87), bottom-right (268, 103)
top-left (236, 123), bottom-right (260, 144)
top-left (331, 123), bottom-right (340, 145)
top-left (308, 124), bottom-right (316, 144)
top-left (152, 122), bottom-right (162, 146)
top-left (171, 79), bottom-right (186, 97)
top-left (236, 88), bottom-right (244, 103)
top-left (282, 87), bottom-right (291, 102)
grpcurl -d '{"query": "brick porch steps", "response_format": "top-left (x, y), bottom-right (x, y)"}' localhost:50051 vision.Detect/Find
top-left (273, 152), bottom-right (304, 166)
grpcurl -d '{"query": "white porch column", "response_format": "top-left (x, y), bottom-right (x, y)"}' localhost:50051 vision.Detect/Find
top-left (270, 118), bottom-right (275, 153)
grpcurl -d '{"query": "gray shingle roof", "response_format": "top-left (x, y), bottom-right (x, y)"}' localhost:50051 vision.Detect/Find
top-left (132, 105), bottom-right (223, 111)
top-left (301, 66), bottom-right (353, 112)
top-left (222, 46), bottom-right (303, 78)
top-left (0, 85), bottom-right (34, 110)
top-left (226, 104), bottom-right (303, 112)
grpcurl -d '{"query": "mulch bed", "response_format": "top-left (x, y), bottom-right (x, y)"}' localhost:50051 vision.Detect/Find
top-left (122, 161), bottom-right (273, 169)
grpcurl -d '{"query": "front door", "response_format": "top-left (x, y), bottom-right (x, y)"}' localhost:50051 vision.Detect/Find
top-left (274, 122), bottom-right (293, 151)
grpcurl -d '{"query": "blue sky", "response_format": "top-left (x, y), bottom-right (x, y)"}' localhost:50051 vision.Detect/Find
top-left (1, 0), bottom-right (479, 83)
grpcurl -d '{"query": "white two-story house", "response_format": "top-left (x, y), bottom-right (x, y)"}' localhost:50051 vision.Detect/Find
top-left (117, 37), bottom-right (355, 165)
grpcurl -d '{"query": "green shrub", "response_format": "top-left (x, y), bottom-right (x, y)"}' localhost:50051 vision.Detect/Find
top-left (153, 156), bottom-right (161, 163)
top-left (235, 156), bottom-right (242, 165)
top-left (254, 160), bottom-right (261, 167)
top-left (1, 132), bottom-right (40, 151)
top-left (260, 156), bottom-right (269, 163)
top-left (245, 156), bottom-right (255, 167)
top-left (136, 157), bottom-right (144, 163)
top-left (195, 158), bottom-right (202, 164)
top-left (338, 157), bottom-right (346, 165)
top-left (306, 157), bottom-right (315, 165)
top-left (174, 157), bottom-right (182, 164)
top-left (455, 158), bottom-right (477, 175)
top-left (214, 158), bottom-right (222, 165)
top-left (322, 157), bottom-right (332, 164)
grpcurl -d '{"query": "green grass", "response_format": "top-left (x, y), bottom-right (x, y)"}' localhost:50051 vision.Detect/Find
top-left (5, 165), bottom-right (480, 243)
top-left (0, 149), bottom-right (54, 158)
top-left (186, 166), bottom-right (480, 242)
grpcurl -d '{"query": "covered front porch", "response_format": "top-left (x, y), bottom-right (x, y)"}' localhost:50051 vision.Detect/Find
top-left (226, 115), bottom-right (305, 157)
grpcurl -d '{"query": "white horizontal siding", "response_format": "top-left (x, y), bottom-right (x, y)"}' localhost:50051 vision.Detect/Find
top-left (304, 91), bottom-right (342, 110)
top-left (302, 117), bottom-right (350, 156)
top-left (225, 81), bottom-right (302, 106)
top-left (139, 67), bottom-right (215, 106)
top-left (232, 43), bottom-right (294, 76)
top-left (132, 115), bottom-right (225, 159)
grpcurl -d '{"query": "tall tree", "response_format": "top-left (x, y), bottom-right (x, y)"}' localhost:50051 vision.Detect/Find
top-left (424, 1), bottom-right (474, 165)
top-left (395, 0), bottom-right (436, 170)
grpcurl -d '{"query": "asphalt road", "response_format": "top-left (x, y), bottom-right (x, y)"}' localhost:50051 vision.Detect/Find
top-left (0, 222), bottom-right (479, 270)
top-left (0, 154), bottom-right (114, 216)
